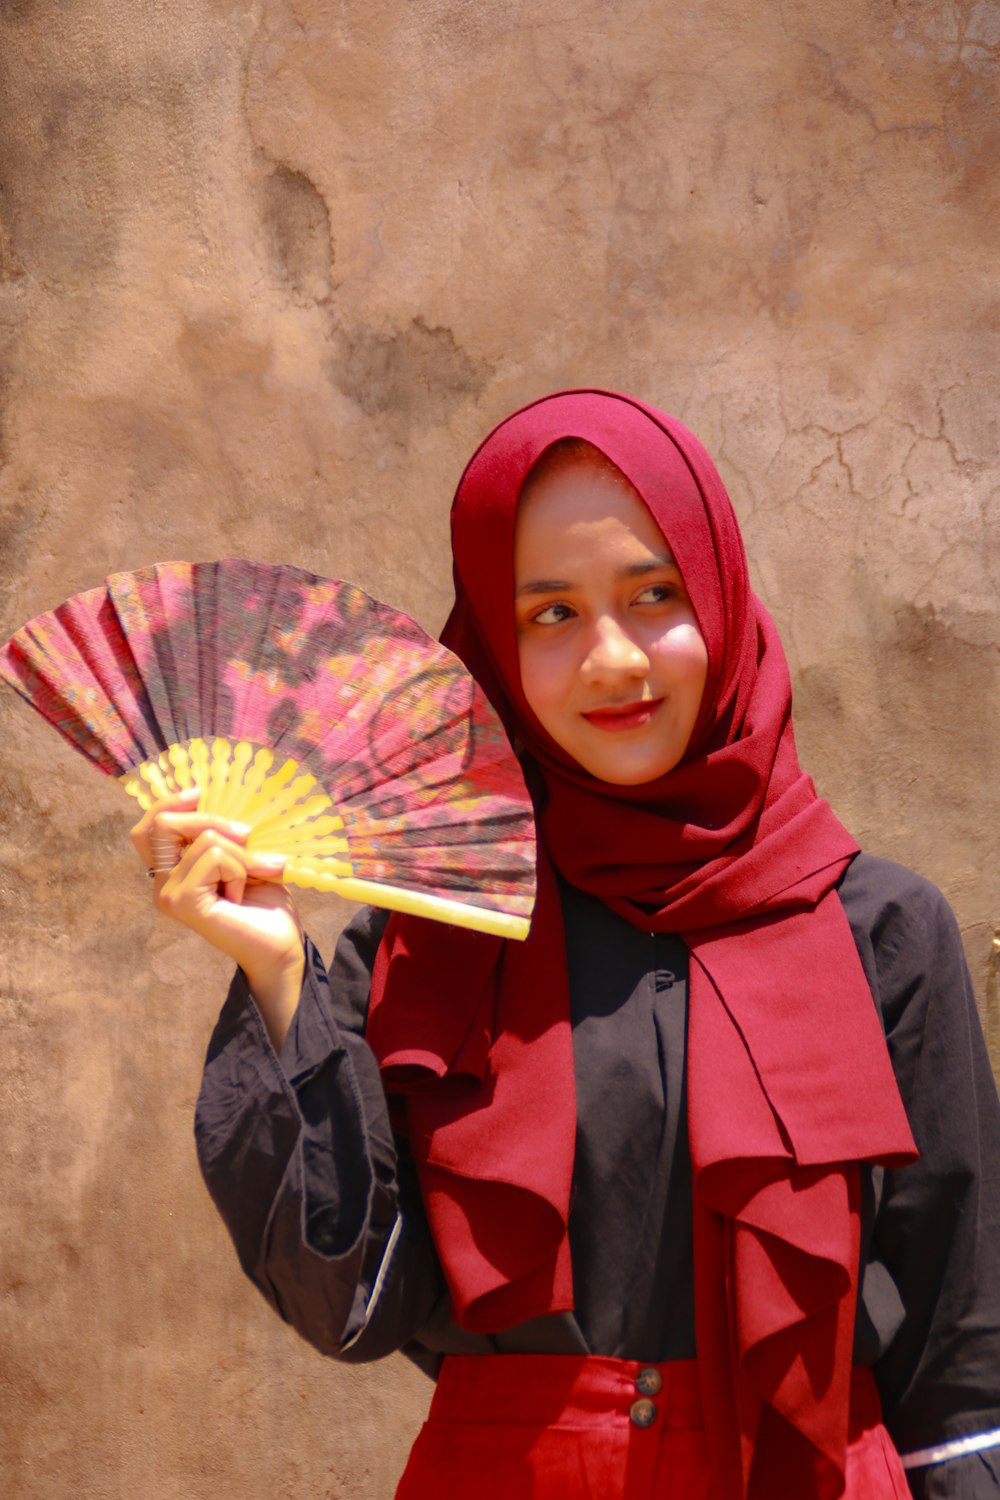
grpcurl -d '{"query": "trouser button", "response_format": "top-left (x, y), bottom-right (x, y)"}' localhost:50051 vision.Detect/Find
top-left (635, 1367), bottom-right (663, 1396)
top-left (630, 1397), bottom-right (658, 1427)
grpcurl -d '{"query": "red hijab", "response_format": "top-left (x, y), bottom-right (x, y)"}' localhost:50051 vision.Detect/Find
top-left (367, 390), bottom-right (916, 1498)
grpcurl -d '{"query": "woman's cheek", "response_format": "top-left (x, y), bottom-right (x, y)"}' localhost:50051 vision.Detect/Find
top-left (685, 626), bottom-right (710, 680)
top-left (517, 632), bottom-right (572, 728)
top-left (517, 639), bottom-right (551, 718)
top-left (653, 623), bottom-right (710, 728)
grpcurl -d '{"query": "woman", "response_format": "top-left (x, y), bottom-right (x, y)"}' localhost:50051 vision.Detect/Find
top-left (133, 391), bottom-right (1000, 1498)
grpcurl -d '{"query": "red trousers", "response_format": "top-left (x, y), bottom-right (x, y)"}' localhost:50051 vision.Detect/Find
top-left (395, 1356), bottom-right (912, 1499)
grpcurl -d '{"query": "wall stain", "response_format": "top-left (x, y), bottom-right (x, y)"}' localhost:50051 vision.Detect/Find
top-left (176, 315), bottom-right (271, 387)
top-left (0, 494), bottom-right (45, 596)
top-left (0, 168), bottom-right (26, 284)
top-left (888, 597), bottom-right (998, 698)
top-left (328, 317), bottom-right (492, 428)
top-left (259, 162), bottom-right (333, 301)
top-left (793, 594), bottom-right (998, 849)
top-left (0, 211), bottom-right (24, 280)
top-left (857, 598), bottom-right (998, 774)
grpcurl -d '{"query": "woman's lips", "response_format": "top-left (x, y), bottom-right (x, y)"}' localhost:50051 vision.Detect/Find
top-left (581, 699), bottom-right (662, 731)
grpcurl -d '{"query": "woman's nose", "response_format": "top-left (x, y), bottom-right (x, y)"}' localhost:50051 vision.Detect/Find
top-left (581, 616), bottom-right (649, 678)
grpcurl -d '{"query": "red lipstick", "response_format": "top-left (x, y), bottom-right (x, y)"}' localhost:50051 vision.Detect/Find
top-left (582, 699), bottom-right (661, 731)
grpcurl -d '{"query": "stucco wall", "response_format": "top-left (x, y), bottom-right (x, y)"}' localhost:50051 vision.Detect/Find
top-left (1, 2), bottom-right (997, 1496)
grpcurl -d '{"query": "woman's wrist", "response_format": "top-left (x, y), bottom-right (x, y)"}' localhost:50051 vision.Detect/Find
top-left (244, 942), bottom-right (306, 1051)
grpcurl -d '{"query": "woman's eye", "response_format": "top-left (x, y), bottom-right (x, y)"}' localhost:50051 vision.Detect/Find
top-left (636, 583), bottom-right (677, 605)
top-left (531, 602), bottom-right (575, 625)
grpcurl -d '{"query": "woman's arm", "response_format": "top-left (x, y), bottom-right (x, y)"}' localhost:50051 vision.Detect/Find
top-left (131, 795), bottom-right (444, 1360)
top-left (842, 856), bottom-right (1000, 1499)
top-left (194, 912), bottom-right (443, 1360)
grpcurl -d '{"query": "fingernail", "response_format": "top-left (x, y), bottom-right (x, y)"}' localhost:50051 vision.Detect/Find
top-left (232, 822), bottom-right (253, 837)
top-left (253, 853), bottom-right (285, 871)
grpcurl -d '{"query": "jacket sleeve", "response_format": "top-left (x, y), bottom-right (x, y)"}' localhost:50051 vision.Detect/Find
top-left (193, 908), bottom-right (444, 1362)
top-left (845, 857), bottom-right (1000, 1499)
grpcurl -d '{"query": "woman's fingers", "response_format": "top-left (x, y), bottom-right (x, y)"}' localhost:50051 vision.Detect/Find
top-left (130, 799), bottom-right (302, 981)
top-left (155, 829), bottom-right (283, 905)
top-left (130, 790), bottom-right (254, 871)
top-left (154, 829), bottom-right (283, 920)
top-left (151, 829), bottom-right (299, 973)
top-left (147, 810), bottom-right (254, 866)
top-left (129, 787), bottom-right (200, 862)
top-left (154, 833), bottom-right (246, 917)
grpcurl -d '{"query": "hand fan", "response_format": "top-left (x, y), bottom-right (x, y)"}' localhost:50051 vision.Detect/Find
top-left (0, 559), bottom-right (535, 940)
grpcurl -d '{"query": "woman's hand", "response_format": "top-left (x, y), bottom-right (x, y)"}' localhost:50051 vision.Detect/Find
top-left (130, 788), bottom-right (305, 1048)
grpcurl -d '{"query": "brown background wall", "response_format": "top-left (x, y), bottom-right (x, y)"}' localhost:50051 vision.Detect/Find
top-left (1, 2), bottom-right (997, 1496)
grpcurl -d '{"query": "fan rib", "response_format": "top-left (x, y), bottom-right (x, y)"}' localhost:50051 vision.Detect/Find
top-left (286, 869), bottom-right (531, 940)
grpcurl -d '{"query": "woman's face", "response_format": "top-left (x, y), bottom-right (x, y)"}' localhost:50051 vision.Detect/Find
top-left (514, 454), bottom-right (708, 786)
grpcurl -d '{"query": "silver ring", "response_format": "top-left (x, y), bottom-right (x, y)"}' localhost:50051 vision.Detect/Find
top-left (149, 830), bottom-right (184, 874)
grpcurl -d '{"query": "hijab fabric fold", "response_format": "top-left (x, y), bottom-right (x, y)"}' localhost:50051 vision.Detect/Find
top-left (366, 390), bottom-right (917, 1498)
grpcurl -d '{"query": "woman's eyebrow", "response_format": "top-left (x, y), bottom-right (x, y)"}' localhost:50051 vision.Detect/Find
top-left (625, 553), bottom-right (676, 576)
top-left (515, 578), bottom-right (571, 597)
top-left (515, 554), bottom-right (677, 598)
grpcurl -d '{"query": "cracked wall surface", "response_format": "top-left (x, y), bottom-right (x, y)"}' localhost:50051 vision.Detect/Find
top-left (1, 1), bottom-right (997, 1496)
